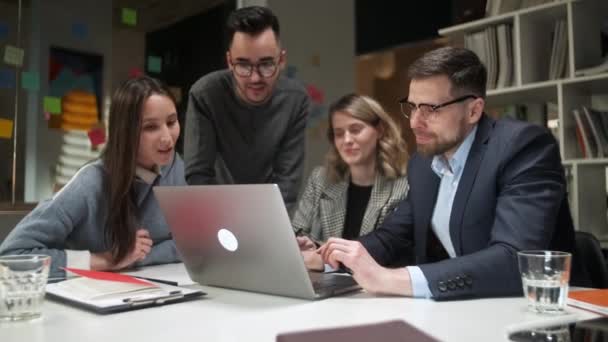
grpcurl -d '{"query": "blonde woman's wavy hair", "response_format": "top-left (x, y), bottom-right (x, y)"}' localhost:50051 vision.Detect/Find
top-left (325, 93), bottom-right (408, 183)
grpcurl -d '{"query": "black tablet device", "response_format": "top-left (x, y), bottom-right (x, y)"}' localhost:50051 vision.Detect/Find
top-left (509, 316), bottom-right (608, 342)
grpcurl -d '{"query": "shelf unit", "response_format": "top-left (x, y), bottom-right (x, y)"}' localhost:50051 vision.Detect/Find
top-left (440, 0), bottom-right (608, 245)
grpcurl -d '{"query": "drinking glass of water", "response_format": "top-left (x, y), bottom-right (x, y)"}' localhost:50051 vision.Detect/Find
top-left (517, 250), bottom-right (571, 314)
top-left (0, 255), bottom-right (51, 321)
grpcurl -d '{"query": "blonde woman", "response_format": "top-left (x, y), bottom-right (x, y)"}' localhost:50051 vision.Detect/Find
top-left (292, 94), bottom-right (409, 267)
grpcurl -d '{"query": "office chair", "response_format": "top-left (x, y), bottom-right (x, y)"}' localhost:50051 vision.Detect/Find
top-left (574, 231), bottom-right (608, 289)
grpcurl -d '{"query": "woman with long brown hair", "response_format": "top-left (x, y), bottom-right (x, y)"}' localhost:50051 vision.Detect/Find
top-left (0, 76), bottom-right (184, 277)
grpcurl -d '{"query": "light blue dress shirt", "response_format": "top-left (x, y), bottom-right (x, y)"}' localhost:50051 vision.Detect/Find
top-left (407, 125), bottom-right (478, 298)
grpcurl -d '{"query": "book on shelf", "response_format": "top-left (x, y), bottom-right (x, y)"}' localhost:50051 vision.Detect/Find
top-left (556, 20), bottom-right (568, 79)
top-left (568, 289), bottom-right (608, 315)
top-left (572, 107), bottom-right (608, 159)
top-left (573, 109), bottom-right (598, 158)
top-left (465, 24), bottom-right (514, 90)
top-left (486, 26), bottom-right (498, 89)
top-left (589, 107), bottom-right (608, 147)
top-left (549, 19), bottom-right (568, 80)
top-left (574, 123), bottom-right (587, 158)
top-left (495, 24), bottom-right (513, 89)
top-left (583, 106), bottom-right (608, 157)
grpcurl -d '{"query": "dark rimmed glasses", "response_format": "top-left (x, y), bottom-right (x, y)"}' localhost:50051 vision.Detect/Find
top-left (399, 94), bottom-right (479, 120)
top-left (229, 55), bottom-right (281, 78)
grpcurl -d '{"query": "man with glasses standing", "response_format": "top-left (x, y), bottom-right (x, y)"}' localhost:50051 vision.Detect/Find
top-left (313, 46), bottom-right (584, 300)
top-left (184, 6), bottom-right (309, 212)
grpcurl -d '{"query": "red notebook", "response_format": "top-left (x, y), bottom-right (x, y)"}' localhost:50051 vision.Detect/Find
top-left (568, 289), bottom-right (608, 315)
top-left (64, 267), bottom-right (153, 286)
top-left (276, 320), bottom-right (439, 342)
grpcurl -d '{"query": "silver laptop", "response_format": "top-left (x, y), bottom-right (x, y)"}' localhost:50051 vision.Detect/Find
top-left (153, 184), bottom-right (360, 300)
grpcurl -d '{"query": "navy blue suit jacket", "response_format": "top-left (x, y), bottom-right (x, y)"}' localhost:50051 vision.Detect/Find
top-left (359, 114), bottom-right (577, 300)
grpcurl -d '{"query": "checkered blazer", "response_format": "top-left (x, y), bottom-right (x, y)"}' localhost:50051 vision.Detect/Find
top-left (291, 166), bottom-right (409, 241)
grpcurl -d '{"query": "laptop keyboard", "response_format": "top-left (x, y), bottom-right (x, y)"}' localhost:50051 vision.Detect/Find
top-left (309, 273), bottom-right (357, 291)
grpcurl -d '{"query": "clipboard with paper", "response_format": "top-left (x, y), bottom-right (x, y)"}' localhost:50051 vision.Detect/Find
top-left (45, 268), bottom-right (205, 314)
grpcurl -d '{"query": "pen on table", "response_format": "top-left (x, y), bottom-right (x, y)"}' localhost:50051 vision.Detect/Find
top-left (47, 277), bottom-right (67, 284)
top-left (123, 290), bottom-right (183, 303)
top-left (133, 276), bottom-right (179, 286)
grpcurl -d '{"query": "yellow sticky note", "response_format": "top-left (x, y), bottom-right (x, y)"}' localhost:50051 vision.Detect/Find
top-left (3, 45), bottom-right (24, 67)
top-left (0, 118), bottom-right (13, 139)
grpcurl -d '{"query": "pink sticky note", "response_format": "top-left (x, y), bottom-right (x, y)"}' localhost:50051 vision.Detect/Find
top-left (128, 67), bottom-right (143, 79)
top-left (87, 127), bottom-right (106, 146)
top-left (306, 84), bottom-right (325, 104)
top-left (44, 111), bottom-right (50, 121)
top-left (64, 267), bottom-right (153, 286)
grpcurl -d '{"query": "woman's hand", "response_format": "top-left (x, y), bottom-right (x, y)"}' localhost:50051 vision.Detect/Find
top-left (90, 229), bottom-right (153, 271)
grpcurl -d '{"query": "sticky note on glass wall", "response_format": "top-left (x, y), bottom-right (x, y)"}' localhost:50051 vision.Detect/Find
top-left (122, 8), bottom-right (137, 26)
top-left (43, 96), bottom-right (62, 114)
top-left (0, 118), bottom-right (13, 139)
top-left (71, 22), bottom-right (88, 40)
top-left (87, 127), bottom-right (106, 146)
top-left (147, 56), bottom-right (162, 73)
top-left (0, 22), bottom-right (8, 40)
top-left (128, 67), bottom-right (143, 79)
top-left (306, 84), bottom-right (325, 104)
top-left (3, 45), bottom-right (24, 67)
top-left (0, 67), bottom-right (15, 89)
top-left (21, 71), bottom-right (40, 91)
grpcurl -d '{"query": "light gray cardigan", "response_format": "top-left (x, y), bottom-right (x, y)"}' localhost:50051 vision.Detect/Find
top-left (0, 155), bottom-right (186, 277)
top-left (291, 166), bottom-right (409, 241)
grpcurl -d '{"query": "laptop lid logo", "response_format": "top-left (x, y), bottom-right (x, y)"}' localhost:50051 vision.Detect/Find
top-left (217, 228), bottom-right (238, 252)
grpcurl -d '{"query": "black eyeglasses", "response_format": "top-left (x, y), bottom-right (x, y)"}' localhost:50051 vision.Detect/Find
top-left (399, 95), bottom-right (479, 120)
top-left (229, 54), bottom-right (281, 78)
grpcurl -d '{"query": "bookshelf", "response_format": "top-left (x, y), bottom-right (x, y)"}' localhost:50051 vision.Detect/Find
top-left (439, 0), bottom-right (608, 246)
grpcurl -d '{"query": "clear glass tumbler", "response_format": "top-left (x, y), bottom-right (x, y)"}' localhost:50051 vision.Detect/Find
top-left (0, 255), bottom-right (51, 321)
top-left (517, 250), bottom-right (571, 314)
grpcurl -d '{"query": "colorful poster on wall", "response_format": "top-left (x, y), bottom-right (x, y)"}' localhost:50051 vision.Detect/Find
top-left (48, 46), bottom-right (103, 130)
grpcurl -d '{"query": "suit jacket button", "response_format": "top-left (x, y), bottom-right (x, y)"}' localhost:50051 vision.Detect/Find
top-left (465, 275), bottom-right (473, 286)
top-left (438, 281), bottom-right (447, 292)
top-left (456, 276), bottom-right (465, 288)
top-left (447, 280), bottom-right (456, 290)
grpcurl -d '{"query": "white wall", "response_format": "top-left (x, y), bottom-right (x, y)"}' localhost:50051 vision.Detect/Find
top-left (267, 0), bottom-right (356, 179)
top-left (23, 0), bottom-right (112, 201)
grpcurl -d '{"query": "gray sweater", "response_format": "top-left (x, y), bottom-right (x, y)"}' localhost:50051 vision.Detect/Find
top-left (0, 155), bottom-right (186, 277)
top-left (184, 69), bottom-right (309, 213)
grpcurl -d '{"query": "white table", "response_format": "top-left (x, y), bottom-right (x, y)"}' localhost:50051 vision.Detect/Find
top-left (0, 264), bottom-right (598, 342)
